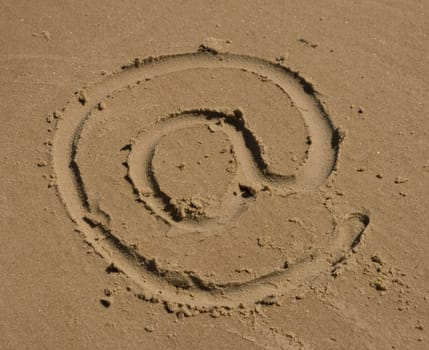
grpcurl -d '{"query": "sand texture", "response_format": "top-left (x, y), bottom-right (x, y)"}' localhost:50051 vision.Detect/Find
top-left (1, 1), bottom-right (428, 349)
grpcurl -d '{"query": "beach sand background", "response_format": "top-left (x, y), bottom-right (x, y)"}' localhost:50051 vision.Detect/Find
top-left (1, 1), bottom-right (428, 349)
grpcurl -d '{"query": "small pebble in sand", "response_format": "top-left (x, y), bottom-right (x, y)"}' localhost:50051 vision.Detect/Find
top-left (98, 101), bottom-right (107, 110)
top-left (371, 254), bottom-right (383, 265)
top-left (295, 292), bottom-right (305, 300)
top-left (276, 54), bottom-right (288, 63)
top-left (370, 278), bottom-right (387, 291)
top-left (100, 297), bottom-right (112, 308)
top-left (415, 320), bottom-right (424, 331)
top-left (77, 90), bottom-right (87, 105)
top-left (144, 325), bottom-right (155, 333)
top-left (394, 176), bottom-right (408, 184)
top-left (210, 309), bottom-right (220, 318)
top-left (106, 262), bottom-right (121, 273)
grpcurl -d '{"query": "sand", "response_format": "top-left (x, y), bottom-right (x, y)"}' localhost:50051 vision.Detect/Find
top-left (1, 1), bottom-right (428, 349)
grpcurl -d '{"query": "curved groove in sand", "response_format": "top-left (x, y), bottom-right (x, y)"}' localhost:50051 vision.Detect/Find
top-left (127, 108), bottom-right (297, 231)
top-left (52, 51), bottom-right (363, 311)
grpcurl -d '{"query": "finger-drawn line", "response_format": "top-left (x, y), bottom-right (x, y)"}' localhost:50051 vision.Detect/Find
top-left (52, 51), bottom-right (367, 313)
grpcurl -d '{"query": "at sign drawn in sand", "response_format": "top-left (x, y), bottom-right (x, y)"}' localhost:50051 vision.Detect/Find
top-left (52, 50), bottom-right (369, 315)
